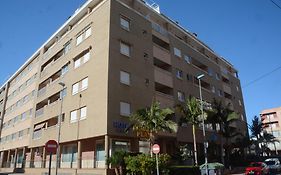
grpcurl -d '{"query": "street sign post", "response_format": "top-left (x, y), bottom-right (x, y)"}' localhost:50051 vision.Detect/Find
top-left (152, 144), bottom-right (160, 175)
top-left (45, 140), bottom-right (58, 175)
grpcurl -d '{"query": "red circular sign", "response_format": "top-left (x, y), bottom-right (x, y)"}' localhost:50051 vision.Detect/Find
top-left (152, 144), bottom-right (160, 154)
top-left (45, 140), bottom-right (58, 154)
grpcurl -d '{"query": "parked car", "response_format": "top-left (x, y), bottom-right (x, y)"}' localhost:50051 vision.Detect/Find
top-left (264, 158), bottom-right (281, 174)
top-left (245, 162), bottom-right (269, 175)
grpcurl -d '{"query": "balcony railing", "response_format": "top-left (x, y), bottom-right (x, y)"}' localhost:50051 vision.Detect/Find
top-left (35, 108), bottom-right (44, 118)
top-left (32, 130), bottom-right (42, 140)
top-left (37, 87), bottom-right (47, 97)
top-left (152, 22), bottom-right (168, 37)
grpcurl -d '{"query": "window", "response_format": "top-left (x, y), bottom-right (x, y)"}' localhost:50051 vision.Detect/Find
top-left (76, 26), bottom-right (92, 46)
top-left (177, 91), bottom-right (185, 102)
top-left (83, 52), bottom-right (90, 63)
top-left (12, 133), bottom-right (17, 141)
top-left (74, 58), bottom-right (81, 69)
top-left (174, 47), bottom-right (181, 57)
top-left (208, 68), bottom-right (213, 77)
top-left (215, 73), bottom-right (220, 80)
top-left (85, 27), bottom-right (92, 39)
top-left (80, 107), bottom-right (87, 120)
top-left (23, 96), bottom-right (29, 103)
top-left (21, 112), bottom-right (27, 121)
top-left (120, 71), bottom-right (130, 85)
top-left (72, 83), bottom-right (79, 95)
top-left (76, 34), bottom-right (83, 46)
top-left (62, 145), bottom-right (77, 162)
top-left (186, 74), bottom-right (193, 81)
top-left (112, 140), bottom-right (130, 154)
top-left (81, 78), bottom-right (89, 91)
top-left (64, 41), bottom-right (71, 54)
top-left (241, 114), bottom-right (244, 121)
top-left (61, 88), bottom-right (67, 98)
top-left (218, 89), bottom-right (223, 97)
top-left (184, 55), bottom-right (191, 63)
top-left (139, 140), bottom-right (150, 154)
top-left (120, 102), bottom-right (131, 116)
top-left (62, 64), bottom-right (69, 75)
top-left (238, 100), bottom-right (242, 106)
top-left (29, 108), bottom-right (33, 117)
top-left (176, 69), bottom-right (183, 79)
top-left (19, 130), bottom-right (24, 139)
top-left (70, 110), bottom-right (78, 123)
top-left (211, 85), bottom-right (216, 93)
top-left (120, 16), bottom-right (130, 31)
top-left (120, 42), bottom-right (130, 57)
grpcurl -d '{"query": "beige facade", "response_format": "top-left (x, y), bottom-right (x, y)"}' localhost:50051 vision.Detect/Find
top-left (261, 107), bottom-right (281, 153)
top-left (0, 0), bottom-right (247, 174)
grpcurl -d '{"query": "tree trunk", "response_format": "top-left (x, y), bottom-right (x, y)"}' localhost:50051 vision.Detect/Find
top-left (150, 132), bottom-right (154, 157)
top-left (119, 166), bottom-right (123, 175)
top-left (114, 167), bottom-right (120, 175)
top-left (225, 138), bottom-right (230, 169)
top-left (192, 124), bottom-right (198, 166)
top-left (219, 124), bottom-right (225, 165)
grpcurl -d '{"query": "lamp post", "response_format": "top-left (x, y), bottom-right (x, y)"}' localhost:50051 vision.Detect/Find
top-left (56, 82), bottom-right (65, 175)
top-left (197, 74), bottom-right (208, 175)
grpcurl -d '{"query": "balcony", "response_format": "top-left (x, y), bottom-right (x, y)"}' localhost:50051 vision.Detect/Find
top-left (155, 91), bottom-right (174, 108)
top-left (37, 69), bottom-right (65, 100)
top-left (35, 108), bottom-right (44, 118)
top-left (223, 84), bottom-right (231, 95)
top-left (35, 92), bottom-right (61, 120)
top-left (153, 45), bottom-right (171, 65)
top-left (154, 67), bottom-right (173, 88)
top-left (191, 59), bottom-right (208, 73)
top-left (40, 49), bottom-right (68, 79)
top-left (152, 35), bottom-right (170, 51)
top-left (155, 82), bottom-right (173, 98)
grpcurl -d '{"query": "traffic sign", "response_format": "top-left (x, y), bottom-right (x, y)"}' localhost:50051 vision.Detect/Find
top-left (152, 144), bottom-right (160, 154)
top-left (45, 140), bottom-right (58, 154)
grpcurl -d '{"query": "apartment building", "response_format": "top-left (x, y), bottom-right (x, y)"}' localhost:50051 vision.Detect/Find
top-left (261, 107), bottom-right (281, 154)
top-left (0, 0), bottom-right (247, 174)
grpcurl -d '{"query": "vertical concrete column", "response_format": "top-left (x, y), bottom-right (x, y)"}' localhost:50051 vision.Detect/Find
top-left (7, 150), bottom-right (11, 168)
top-left (42, 147), bottom-right (46, 168)
top-left (105, 135), bottom-right (109, 169)
top-left (0, 151), bottom-right (4, 168)
top-left (30, 148), bottom-right (34, 168)
top-left (77, 141), bottom-right (82, 169)
top-left (162, 140), bottom-right (167, 153)
top-left (13, 148), bottom-right (18, 169)
top-left (22, 147), bottom-right (26, 168)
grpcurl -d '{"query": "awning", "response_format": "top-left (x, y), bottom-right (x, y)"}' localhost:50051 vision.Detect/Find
top-left (34, 123), bottom-right (46, 131)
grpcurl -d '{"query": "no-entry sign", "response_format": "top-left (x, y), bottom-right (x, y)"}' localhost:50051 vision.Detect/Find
top-left (45, 140), bottom-right (58, 154)
top-left (152, 144), bottom-right (160, 154)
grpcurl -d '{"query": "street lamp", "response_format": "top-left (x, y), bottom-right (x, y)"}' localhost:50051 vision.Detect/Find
top-left (56, 82), bottom-right (65, 175)
top-left (197, 74), bottom-right (209, 175)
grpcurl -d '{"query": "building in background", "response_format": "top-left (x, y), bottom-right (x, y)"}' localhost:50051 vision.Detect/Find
top-left (0, 0), bottom-right (247, 174)
top-left (261, 107), bottom-right (281, 154)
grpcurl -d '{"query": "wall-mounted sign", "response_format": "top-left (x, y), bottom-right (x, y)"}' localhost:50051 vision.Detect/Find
top-left (113, 121), bottom-right (129, 133)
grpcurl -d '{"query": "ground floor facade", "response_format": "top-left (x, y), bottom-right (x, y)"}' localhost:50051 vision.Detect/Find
top-left (0, 133), bottom-right (222, 175)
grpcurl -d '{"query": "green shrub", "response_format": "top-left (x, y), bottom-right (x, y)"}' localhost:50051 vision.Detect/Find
top-left (125, 153), bottom-right (170, 175)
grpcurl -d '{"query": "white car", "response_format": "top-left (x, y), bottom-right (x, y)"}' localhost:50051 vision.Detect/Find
top-left (264, 158), bottom-right (281, 174)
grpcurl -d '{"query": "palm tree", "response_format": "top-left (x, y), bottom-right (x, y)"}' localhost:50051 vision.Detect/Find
top-left (262, 132), bottom-right (279, 155)
top-left (206, 99), bottom-right (239, 166)
top-left (249, 116), bottom-right (263, 155)
top-left (107, 150), bottom-right (128, 175)
top-left (129, 100), bottom-right (178, 156)
top-left (176, 96), bottom-right (201, 166)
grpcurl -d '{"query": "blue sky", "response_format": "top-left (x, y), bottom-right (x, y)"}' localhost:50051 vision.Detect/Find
top-left (1, 0), bottom-right (281, 126)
